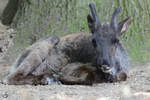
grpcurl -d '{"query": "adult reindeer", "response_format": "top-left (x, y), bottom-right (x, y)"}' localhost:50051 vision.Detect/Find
top-left (3, 3), bottom-right (132, 85)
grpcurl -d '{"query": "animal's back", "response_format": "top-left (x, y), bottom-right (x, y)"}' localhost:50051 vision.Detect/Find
top-left (32, 33), bottom-right (97, 77)
top-left (10, 35), bottom-right (59, 74)
top-left (57, 33), bottom-right (97, 64)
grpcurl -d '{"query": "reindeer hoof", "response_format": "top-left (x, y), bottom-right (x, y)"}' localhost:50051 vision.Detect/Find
top-left (42, 77), bottom-right (61, 85)
top-left (2, 77), bottom-right (10, 85)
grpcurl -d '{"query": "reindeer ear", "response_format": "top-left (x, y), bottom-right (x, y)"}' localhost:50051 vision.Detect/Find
top-left (87, 14), bottom-right (94, 33)
top-left (118, 17), bottom-right (132, 36)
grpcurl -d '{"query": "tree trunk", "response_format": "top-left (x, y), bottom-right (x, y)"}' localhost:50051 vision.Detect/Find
top-left (1, 0), bottom-right (19, 25)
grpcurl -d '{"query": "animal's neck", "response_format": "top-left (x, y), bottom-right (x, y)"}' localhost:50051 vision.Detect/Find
top-left (115, 43), bottom-right (130, 73)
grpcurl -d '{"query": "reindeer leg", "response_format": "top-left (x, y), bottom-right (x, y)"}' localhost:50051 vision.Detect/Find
top-left (102, 68), bottom-right (127, 82)
top-left (115, 71), bottom-right (127, 82)
top-left (3, 53), bottom-right (42, 85)
top-left (59, 63), bottom-right (96, 85)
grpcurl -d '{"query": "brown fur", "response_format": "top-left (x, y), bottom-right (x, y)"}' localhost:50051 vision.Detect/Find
top-left (3, 35), bottom-right (59, 85)
top-left (59, 63), bottom-right (96, 85)
top-left (29, 33), bottom-right (127, 84)
top-left (3, 33), bottom-right (127, 85)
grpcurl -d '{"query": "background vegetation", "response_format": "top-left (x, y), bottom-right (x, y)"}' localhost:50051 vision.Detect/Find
top-left (2, 0), bottom-right (150, 64)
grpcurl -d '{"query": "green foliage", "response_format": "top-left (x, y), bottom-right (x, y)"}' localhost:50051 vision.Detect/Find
top-left (118, 0), bottom-right (150, 63)
top-left (12, 0), bottom-right (150, 63)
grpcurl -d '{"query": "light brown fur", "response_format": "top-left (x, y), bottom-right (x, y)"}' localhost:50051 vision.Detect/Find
top-left (3, 35), bottom-right (59, 85)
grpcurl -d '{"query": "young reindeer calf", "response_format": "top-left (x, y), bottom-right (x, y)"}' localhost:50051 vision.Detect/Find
top-left (3, 3), bottom-right (132, 85)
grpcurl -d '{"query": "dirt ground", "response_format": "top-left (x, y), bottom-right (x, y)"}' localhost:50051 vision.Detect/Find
top-left (0, 23), bottom-right (150, 100)
top-left (0, 64), bottom-right (150, 100)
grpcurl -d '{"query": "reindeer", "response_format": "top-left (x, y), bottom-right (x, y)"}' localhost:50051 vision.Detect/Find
top-left (86, 3), bottom-right (131, 82)
top-left (3, 3), bottom-right (132, 85)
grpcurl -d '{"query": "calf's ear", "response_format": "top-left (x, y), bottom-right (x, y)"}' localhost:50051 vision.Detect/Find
top-left (118, 17), bottom-right (132, 36)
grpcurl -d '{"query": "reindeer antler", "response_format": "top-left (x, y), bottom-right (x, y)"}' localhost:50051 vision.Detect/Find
top-left (89, 3), bottom-right (101, 29)
top-left (111, 7), bottom-right (121, 32)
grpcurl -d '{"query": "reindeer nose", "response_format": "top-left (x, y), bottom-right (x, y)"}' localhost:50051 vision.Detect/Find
top-left (97, 58), bottom-right (110, 67)
top-left (102, 59), bottom-right (110, 66)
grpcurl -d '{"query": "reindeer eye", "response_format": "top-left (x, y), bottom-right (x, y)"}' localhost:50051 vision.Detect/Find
top-left (112, 38), bottom-right (119, 44)
top-left (92, 39), bottom-right (97, 48)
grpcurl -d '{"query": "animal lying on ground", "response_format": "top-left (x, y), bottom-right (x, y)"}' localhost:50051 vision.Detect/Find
top-left (3, 3), bottom-right (132, 85)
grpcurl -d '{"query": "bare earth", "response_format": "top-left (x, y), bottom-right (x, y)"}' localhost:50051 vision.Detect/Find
top-left (0, 64), bottom-right (150, 100)
top-left (0, 23), bottom-right (150, 100)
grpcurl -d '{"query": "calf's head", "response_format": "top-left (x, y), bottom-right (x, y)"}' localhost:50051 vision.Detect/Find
top-left (87, 3), bottom-right (131, 73)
